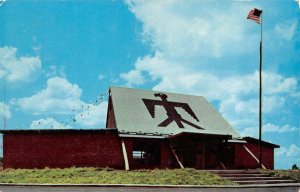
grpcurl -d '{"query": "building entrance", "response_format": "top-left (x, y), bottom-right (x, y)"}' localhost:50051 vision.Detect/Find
top-left (169, 133), bottom-right (234, 169)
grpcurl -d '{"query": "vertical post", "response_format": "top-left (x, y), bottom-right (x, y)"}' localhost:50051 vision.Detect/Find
top-left (258, 12), bottom-right (263, 168)
top-left (169, 144), bottom-right (184, 168)
top-left (202, 143), bottom-right (206, 169)
top-left (121, 139), bottom-right (130, 170)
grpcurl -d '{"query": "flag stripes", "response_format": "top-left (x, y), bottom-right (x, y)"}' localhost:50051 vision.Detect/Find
top-left (247, 8), bottom-right (262, 24)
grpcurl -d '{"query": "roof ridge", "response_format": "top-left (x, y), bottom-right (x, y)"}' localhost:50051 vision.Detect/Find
top-left (109, 86), bottom-right (204, 98)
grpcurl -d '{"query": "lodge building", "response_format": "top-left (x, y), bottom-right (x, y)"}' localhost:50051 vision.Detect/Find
top-left (0, 87), bottom-right (279, 170)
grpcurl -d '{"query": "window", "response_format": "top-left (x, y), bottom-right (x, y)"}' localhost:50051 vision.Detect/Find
top-left (133, 151), bottom-right (146, 160)
top-left (132, 140), bottom-right (161, 168)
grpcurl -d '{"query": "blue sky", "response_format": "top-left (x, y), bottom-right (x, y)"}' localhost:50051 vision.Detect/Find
top-left (0, 0), bottom-right (299, 169)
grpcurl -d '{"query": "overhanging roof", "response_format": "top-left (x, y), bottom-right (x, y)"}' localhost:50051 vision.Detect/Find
top-left (169, 132), bottom-right (232, 141)
top-left (243, 137), bottom-right (280, 148)
top-left (109, 86), bottom-right (241, 139)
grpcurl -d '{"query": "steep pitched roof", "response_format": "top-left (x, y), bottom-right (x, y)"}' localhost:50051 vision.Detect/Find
top-left (107, 86), bottom-right (241, 139)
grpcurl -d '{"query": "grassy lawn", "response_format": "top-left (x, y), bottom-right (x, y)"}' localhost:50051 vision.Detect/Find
top-left (0, 168), bottom-right (236, 185)
top-left (258, 169), bottom-right (300, 182)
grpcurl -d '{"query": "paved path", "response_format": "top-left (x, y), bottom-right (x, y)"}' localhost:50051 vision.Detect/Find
top-left (0, 186), bottom-right (300, 192)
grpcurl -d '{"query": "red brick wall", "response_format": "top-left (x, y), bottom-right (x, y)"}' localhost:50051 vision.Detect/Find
top-left (3, 131), bottom-right (124, 169)
top-left (160, 141), bottom-right (173, 169)
top-left (106, 96), bottom-right (117, 129)
top-left (234, 143), bottom-right (274, 169)
top-left (5, 132), bottom-right (276, 170)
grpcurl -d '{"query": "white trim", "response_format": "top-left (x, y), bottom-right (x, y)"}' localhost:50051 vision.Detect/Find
top-left (242, 145), bottom-right (266, 169)
top-left (118, 134), bottom-right (166, 139)
top-left (121, 139), bottom-right (130, 170)
top-left (227, 139), bottom-right (247, 144)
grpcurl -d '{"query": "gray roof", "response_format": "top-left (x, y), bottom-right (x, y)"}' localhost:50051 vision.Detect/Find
top-left (109, 86), bottom-right (241, 139)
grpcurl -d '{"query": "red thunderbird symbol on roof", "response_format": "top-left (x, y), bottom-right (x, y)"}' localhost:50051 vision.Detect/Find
top-left (142, 93), bottom-right (204, 129)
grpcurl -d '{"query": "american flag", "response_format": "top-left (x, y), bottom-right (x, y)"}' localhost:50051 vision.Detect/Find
top-left (247, 8), bottom-right (262, 24)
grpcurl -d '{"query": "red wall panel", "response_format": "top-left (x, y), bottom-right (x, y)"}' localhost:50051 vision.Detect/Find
top-left (3, 132), bottom-right (124, 169)
top-left (3, 131), bottom-right (277, 170)
top-left (160, 141), bottom-right (173, 169)
top-left (234, 143), bottom-right (274, 169)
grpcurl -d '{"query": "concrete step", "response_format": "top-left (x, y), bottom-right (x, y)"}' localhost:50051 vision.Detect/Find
top-left (206, 170), bottom-right (260, 174)
top-left (207, 169), bottom-right (299, 186)
top-left (226, 176), bottom-right (283, 181)
top-left (236, 179), bottom-right (297, 185)
top-left (218, 173), bottom-right (270, 177)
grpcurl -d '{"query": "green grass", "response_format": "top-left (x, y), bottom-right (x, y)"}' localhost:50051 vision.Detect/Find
top-left (0, 167), bottom-right (236, 185)
top-left (258, 169), bottom-right (300, 182)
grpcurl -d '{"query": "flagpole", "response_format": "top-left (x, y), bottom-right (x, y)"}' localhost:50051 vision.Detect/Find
top-left (258, 11), bottom-right (263, 168)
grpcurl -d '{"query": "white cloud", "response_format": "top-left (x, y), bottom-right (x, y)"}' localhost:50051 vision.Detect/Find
top-left (275, 144), bottom-right (300, 169)
top-left (239, 126), bottom-right (257, 137)
top-left (263, 72), bottom-right (297, 95)
top-left (45, 65), bottom-right (66, 78)
top-left (123, 1), bottom-right (300, 140)
top-left (264, 123), bottom-right (298, 133)
top-left (263, 96), bottom-right (285, 113)
top-left (239, 123), bottom-right (298, 137)
top-left (124, 52), bottom-right (299, 136)
top-left (296, 0), bottom-right (300, 9)
top-left (276, 147), bottom-right (287, 156)
top-left (131, 57), bottom-right (298, 100)
top-left (276, 144), bottom-right (300, 159)
top-left (126, 0), bottom-right (257, 61)
top-left (286, 144), bottom-right (300, 157)
top-left (0, 0), bottom-right (7, 7)
top-left (75, 101), bottom-right (108, 127)
top-left (98, 74), bottom-right (105, 80)
top-left (17, 77), bottom-right (83, 114)
top-left (30, 118), bottom-right (71, 129)
top-left (16, 76), bottom-right (108, 128)
top-left (274, 20), bottom-right (297, 41)
top-left (120, 69), bottom-right (145, 87)
top-left (0, 46), bottom-right (41, 82)
top-left (0, 102), bottom-right (11, 119)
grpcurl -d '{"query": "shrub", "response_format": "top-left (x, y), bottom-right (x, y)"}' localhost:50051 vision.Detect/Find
top-left (292, 164), bottom-right (299, 170)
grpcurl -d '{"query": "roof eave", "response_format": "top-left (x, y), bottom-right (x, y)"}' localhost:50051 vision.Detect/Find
top-left (243, 136), bottom-right (280, 148)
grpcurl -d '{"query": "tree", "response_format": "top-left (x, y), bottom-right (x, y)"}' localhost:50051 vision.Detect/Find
top-left (292, 164), bottom-right (299, 170)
